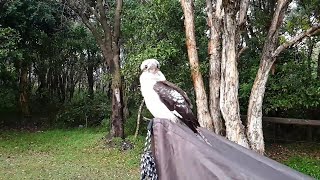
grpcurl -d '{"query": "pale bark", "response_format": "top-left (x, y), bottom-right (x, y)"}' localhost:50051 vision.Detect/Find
top-left (135, 99), bottom-right (145, 139)
top-left (317, 51), bottom-right (320, 79)
top-left (247, 0), bottom-right (289, 154)
top-left (87, 50), bottom-right (94, 99)
top-left (110, 0), bottom-right (124, 138)
top-left (19, 64), bottom-right (30, 118)
top-left (247, 0), bottom-right (320, 154)
top-left (206, 0), bottom-right (223, 134)
top-left (181, 0), bottom-right (213, 130)
top-left (220, 1), bottom-right (249, 148)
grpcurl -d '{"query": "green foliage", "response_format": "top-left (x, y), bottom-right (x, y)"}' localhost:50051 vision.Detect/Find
top-left (122, 0), bottom-right (196, 109)
top-left (0, 88), bottom-right (18, 112)
top-left (0, 27), bottom-right (20, 113)
top-left (240, 47), bottom-right (320, 118)
top-left (0, 27), bottom-right (21, 60)
top-left (285, 156), bottom-right (320, 179)
top-left (265, 57), bottom-right (320, 118)
top-left (55, 92), bottom-right (111, 128)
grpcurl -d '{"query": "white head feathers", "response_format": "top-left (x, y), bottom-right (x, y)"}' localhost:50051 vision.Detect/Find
top-left (140, 58), bottom-right (160, 71)
top-left (140, 59), bottom-right (166, 82)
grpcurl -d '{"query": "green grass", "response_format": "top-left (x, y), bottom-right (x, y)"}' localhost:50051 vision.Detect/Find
top-left (266, 142), bottom-right (320, 179)
top-left (285, 156), bottom-right (320, 179)
top-left (284, 143), bottom-right (320, 179)
top-left (0, 128), bottom-right (144, 180)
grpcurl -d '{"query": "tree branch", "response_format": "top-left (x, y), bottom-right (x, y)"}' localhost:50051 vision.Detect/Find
top-left (267, 0), bottom-right (290, 41)
top-left (134, 99), bottom-right (144, 139)
top-left (206, 0), bottom-right (213, 27)
top-left (237, 46), bottom-right (249, 59)
top-left (78, 13), bottom-right (103, 47)
top-left (238, 0), bottom-right (249, 26)
top-left (97, 0), bottom-right (112, 44)
top-left (272, 24), bottom-right (320, 57)
top-left (113, 0), bottom-right (123, 43)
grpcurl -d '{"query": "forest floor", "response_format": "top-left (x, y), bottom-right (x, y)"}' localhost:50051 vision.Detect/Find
top-left (0, 128), bottom-right (319, 179)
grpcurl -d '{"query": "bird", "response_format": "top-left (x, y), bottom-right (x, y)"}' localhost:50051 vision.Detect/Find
top-left (139, 59), bottom-right (200, 133)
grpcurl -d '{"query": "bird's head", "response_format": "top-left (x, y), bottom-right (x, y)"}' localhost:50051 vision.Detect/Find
top-left (140, 59), bottom-right (166, 81)
top-left (140, 58), bottom-right (160, 73)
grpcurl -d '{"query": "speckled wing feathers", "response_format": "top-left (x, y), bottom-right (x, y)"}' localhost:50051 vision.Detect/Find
top-left (153, 81), bottom-right (200, 133)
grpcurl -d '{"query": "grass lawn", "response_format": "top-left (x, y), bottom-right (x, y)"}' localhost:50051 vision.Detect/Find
top-left (0, 128), bottom-right (319, 179)
top-left (0, 128), bottom-right (144, 180)
top-left (266, 142), bottom-right (320, 179)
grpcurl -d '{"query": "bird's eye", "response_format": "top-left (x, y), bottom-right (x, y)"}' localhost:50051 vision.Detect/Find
top-left (144, 65), bottom-right (148, 69)
top-left (156, 64), bottom-right (159, 68)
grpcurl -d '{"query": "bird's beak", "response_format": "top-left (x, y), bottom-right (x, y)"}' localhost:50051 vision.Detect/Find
top-left (149, 68), bottom-right (158, 74)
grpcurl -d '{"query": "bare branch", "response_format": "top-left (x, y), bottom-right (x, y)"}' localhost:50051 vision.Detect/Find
top-left (272, 24), bottom-right (320, 57)
top-left (206, 0), bottom-right (213, 27)
top-left (89, 6), bottom-right (102, 24)
top-left (238, 0), bottom-right (249, 26)
top-left (113, 0), bottom-right (123, 43)
top-left (143, 117), bottom-right (152, 121)
top-left (267, 0), bottom-right (291, 41)
top-left (134, 99), bottom-right (145, 139)
top-left (237, 46), bottom-right (249, 59)
top-left (78, 14), bottom-right (102, 44)
top-left (97, 0), bottom-right (112, 43)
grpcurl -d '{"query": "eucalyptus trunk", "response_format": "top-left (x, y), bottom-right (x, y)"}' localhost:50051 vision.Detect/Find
top-left (181, 0), bottom-right (213, 130)
top-left (206, 0), bottom-right (223, 134)
top-left (87, 50), bottom-right (94, 99)
top-left (317, 51), bottom-right (320, 79)
top-left (19, 63), bottom-right (30, 119)
top-left (247, 0), bottom-right (320, 154)
top-left (220, 1), bottom-right (249, 148)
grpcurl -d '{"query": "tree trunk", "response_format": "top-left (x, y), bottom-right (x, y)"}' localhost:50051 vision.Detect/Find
top-left (37, 66), bottom-right (47, 100)
top-left (59, 72), bottom-right (66, 102)
top-left (180, 0), bottom-right (213, 130)
top-left (317, 51), bottom-right (320, 79)
top-left (109, 46), bottom-right (124, 138)
top-left (306, 38), bottom-right (314, 80)
top-left (206, 0), bottom-right (223, 134)
top-left (247, 0), bottom-right (290, 154)
top-left (110, 0), bottom-right (124, 138)
top-left (19, 63), bottom-right (30, 119)
top-left (122, 81), bottom-right (129, 120)
top-left (247, 58), bottom-right (274, 154)
top-left (87, 50), bottom-right (94, 99)
top-left (220, 1), bottom-right (249, 148)
top-left (67, 62), bottom-right (75, 101)
top-left (135, 99), bottom-right (145, 139)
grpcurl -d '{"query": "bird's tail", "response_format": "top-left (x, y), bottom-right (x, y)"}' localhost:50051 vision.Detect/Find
top-left (196, 129), bottom-right (212, 147)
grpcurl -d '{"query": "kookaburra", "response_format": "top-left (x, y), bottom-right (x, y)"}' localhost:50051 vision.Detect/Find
top-left (139, 59), bottom-right (199, 133)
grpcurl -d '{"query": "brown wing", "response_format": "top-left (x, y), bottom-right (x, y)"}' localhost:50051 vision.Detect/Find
top-left (153, 81), bottom-right (199, 133)
top-left (160, 81), bottom-right (193, 109)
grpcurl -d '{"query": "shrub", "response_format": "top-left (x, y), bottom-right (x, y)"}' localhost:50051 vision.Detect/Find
top-left (55, 91), bottom-right (111, 128)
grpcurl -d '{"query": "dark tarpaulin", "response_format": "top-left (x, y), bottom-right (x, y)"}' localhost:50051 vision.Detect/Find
top-left (151, 118), bottom-right (313, 180)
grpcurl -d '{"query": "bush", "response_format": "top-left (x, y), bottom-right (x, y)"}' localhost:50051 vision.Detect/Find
top-left (55, 91), bottom-right (111, 128)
